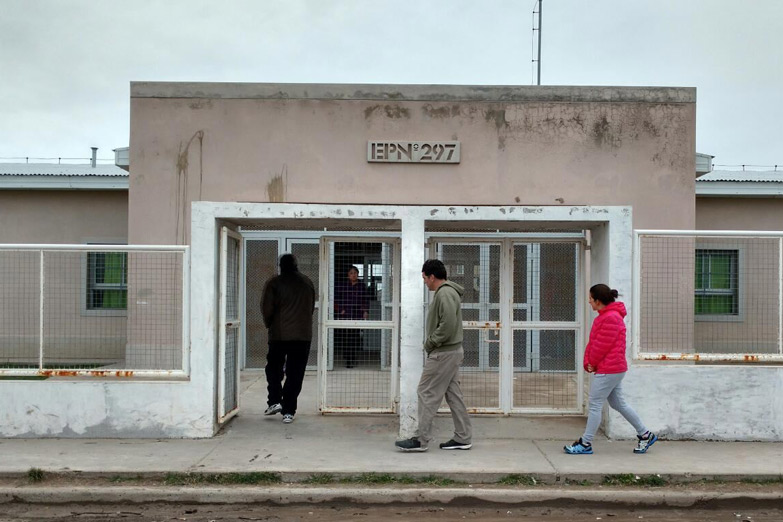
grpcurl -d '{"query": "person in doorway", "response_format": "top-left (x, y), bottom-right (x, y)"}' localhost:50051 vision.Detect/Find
top-left (395, 259), bottom-right (473, 452)
top-left (261, 253), bottom-right (315, 424)
top-left (334, 265), bottom-right (369, 368)
top-left (564, 284), bottom-right (657, 455)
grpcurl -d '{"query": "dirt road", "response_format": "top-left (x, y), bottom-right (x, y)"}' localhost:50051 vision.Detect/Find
top-left (1, 503), bottom-right (779, 522)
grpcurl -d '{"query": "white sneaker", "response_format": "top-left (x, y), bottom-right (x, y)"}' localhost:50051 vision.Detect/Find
top-left (264, 403), bottom-right (282, 416)
top-left (282, 414), bottom-right (295, 424)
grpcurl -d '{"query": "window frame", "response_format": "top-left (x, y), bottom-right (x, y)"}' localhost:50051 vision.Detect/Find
top-left (80, 241), bottom-right (128, 317)
top-left (694, 244), bottom-right (744, 323)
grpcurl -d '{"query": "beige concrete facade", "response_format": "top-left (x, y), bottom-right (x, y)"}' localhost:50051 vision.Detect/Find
top-left (0, 190), bottom-right (127, 244)
top-left (129, 83), bottom-right (697, 244)
top-left (696, 197), bottom-right (783, 230)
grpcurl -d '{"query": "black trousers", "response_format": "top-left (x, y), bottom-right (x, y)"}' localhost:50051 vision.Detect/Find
top-left (265, 340), bottom-right (311, 415)
top-left (336, 328), bottom-right (361, 367)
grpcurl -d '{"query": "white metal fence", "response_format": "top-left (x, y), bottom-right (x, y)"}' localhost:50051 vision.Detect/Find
top-left (634, 231), bottom-right (783, 361)
top-left (0, 245), bottom-right (189, 377)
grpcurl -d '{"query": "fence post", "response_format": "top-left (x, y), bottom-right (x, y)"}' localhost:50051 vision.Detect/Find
top-left (632, 232), bottom-right (641, 358)
top-left (779, 237), bottom-right (782, 356)
top-left (39, 250), bottom-right (44, 370)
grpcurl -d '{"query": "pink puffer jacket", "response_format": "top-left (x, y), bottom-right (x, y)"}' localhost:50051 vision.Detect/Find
top-left (583, 301), bottom-right (628, 374)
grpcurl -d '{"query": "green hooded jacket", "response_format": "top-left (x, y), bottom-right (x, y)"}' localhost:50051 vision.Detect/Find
top-left (424, 280), bottom-right (464, 353)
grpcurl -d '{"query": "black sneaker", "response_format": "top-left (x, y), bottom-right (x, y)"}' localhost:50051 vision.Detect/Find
top-left (395, 437), bottom-right (428, 452)
top-left (439, 439), bottom-right (472, 450)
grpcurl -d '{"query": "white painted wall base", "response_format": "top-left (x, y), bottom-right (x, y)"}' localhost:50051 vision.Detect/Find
top-left (0, 381), bottom-right (214, 438)
top-left (606, 365), bottom-right (783, 441)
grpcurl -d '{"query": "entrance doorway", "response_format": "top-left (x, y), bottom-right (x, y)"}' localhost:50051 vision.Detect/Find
top-left (242, 232), bottom-right (400, 413)
top-left (431, 237), bottom-right (584, 413)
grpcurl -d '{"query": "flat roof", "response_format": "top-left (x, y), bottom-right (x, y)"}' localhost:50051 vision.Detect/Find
top-left (131, 82), bottom-right (696, 104)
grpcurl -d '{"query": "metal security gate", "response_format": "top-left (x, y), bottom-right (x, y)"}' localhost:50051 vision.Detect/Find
top-left (432, 237), bottom-right (584, 414)
top-left (218, 226), bottom-right (242, 423)
top-left (318, 238), bottom-right (399, 413)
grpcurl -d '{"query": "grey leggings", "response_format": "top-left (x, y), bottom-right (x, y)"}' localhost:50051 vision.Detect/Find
top-left (582, 372), bottom-right (647, 444)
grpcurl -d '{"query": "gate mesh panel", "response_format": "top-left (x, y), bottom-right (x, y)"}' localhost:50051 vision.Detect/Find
top-left (245, 240), bottom-right (279, 368)
top-left (325, 328), bottom-right (393, 409)
top-left (324, 241), bottom-right (395, 411)
top-left (223, 328), bottom-right (238, 413)
top-left (437, 243), bottom-right (500, 410)
top-left (223, 235), bottom-right (241, 415)
top-left (291, 242), bottom-right (320, 367)
top-left (513, 329), bottom-right (578, 410)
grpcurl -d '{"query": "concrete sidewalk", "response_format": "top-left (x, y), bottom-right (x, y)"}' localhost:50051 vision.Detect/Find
top-left (1, 371), bottom-right (781, 483)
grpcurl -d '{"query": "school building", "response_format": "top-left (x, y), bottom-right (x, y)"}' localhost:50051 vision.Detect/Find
top-left (1, 83), bottom-right (782, 440)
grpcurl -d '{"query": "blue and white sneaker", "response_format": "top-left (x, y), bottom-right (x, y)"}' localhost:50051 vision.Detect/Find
top-left (564, 438), bottom-right (593, 454)
top-left (634, 432), bottom-right (658, 454)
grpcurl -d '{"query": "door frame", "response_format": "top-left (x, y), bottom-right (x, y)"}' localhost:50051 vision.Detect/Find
top-left (317, 236), bottom-right (401, 413)
top-left (428, 234), bottom-right (585, 414)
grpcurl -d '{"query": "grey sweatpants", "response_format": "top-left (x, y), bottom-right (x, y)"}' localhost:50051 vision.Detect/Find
top-left (582, 372), bottom-right (647, 444)
top-left (414, 347), bottom-right (472, 448)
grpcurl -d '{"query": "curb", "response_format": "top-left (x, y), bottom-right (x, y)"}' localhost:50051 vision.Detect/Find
top-left (2, 486), bottom-right (783, 508)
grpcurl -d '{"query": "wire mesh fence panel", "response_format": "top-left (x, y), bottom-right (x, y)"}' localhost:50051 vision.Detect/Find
top-left (638, 234), bottom-right (782, 356)
top-left (324, 328), bottom-right (393, 409)
top-left (244, 240), bottom-right (279, 368)
top-left (513, 329), bottom-right (578, 410)
top-left (0, 247), bottom-right (186, 374)
top-left (124, 251), bottom-right (184, 370)
top-left (0, 250), bottom-right (40, 368)
top-left (322, 240), bottom-right (397, 411)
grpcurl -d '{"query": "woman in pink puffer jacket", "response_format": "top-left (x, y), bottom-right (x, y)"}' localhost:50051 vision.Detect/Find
top-left (564, 284), bottom-right (657, 455)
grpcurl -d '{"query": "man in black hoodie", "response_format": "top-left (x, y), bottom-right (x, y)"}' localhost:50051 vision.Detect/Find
top-left (261, 254), bottom-right (315, 424)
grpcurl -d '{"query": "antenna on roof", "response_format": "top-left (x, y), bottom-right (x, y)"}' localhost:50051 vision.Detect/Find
top-left (532, 0), bottom-right (543, 85)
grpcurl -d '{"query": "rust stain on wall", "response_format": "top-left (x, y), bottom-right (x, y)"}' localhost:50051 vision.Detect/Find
top-left (484, 108), bottom-right (508, 130)
top-left (364, 105), bottom-right (410, 119)
top-left (267, 165), bottom-right (288, 203)
top-left (421, 104), bottom-right (462, 119)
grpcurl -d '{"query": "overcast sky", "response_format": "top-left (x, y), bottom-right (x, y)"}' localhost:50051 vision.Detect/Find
top-left (1, 0), bottom-right (780, 168)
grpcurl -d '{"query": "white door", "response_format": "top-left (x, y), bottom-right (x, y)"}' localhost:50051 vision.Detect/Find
top-left (218, 226), bottom-right (242, 423)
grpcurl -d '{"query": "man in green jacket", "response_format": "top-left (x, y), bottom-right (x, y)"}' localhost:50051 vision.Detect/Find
top-left (396, 259), bottom-right (473, 452)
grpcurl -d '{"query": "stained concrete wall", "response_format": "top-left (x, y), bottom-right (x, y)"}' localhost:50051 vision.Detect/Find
top-left (128, 83), bottom-right (696, 245)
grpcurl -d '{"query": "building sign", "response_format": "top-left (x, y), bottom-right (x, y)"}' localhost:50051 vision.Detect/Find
top-left (367, 141), bottom-right (460, 164)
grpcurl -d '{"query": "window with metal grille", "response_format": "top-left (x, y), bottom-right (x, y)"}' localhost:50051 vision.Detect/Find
top-left (86, 252), bottom-right (127, 310)
top-left (695, 249), bottom-right (738, 316)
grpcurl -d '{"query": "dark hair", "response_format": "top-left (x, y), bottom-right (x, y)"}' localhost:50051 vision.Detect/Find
top-left (590, 284), bottom-right (618, 305)
top-left (347, 265), bottom-right (359, 274)
top-left (421, 259), bottom-right (447, 280)
top-left (279, 253), bottom-right (298, 274)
